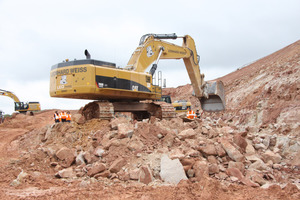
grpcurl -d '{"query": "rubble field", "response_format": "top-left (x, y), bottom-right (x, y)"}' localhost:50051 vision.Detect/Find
top-left (0, 40), bottom-right (299, 199)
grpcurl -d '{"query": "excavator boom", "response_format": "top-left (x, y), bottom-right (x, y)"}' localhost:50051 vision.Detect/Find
top-left (126, 33), bottom-right (225, 112)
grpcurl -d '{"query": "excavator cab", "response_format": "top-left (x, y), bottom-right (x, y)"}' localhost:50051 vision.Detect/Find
top-left (200, 81), bottom-right (226, 112)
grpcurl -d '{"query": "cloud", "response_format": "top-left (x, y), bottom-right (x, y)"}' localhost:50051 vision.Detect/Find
top-left (0, 0), bottom-right (299, 114)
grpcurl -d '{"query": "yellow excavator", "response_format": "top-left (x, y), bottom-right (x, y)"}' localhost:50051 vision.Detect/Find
top-left (0, 89), bottom-right (41, 113)
top-left (50, 33), bottom-right (225, 120)
top-left (160, 95), bottom-right (192, 113)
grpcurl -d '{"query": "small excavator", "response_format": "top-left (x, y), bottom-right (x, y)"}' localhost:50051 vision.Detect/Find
top-left (50, 33), bottom-right (225, 120)
top-left (0, 89), bottom-right (41, 113)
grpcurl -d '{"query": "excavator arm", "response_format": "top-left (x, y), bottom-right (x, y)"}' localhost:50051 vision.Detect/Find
top-left (125, 34), bottom-right (225, 112)
top-left (0, 89), bottom-right (20, 102)
top-left (0, 89), bottom-right (41, 113)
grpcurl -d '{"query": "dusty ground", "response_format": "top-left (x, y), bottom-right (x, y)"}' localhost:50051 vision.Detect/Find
top-left (0, 40), bottom-right (299, 199)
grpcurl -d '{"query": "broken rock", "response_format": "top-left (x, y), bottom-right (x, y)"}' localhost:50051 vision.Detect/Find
top-left (139, 165), bottom-right (154, 185)
top-left (160, 154), bottom-right (187, 184)
top-left (56, 167), bottom-right (75, 178)
top-left (87, 162), bottom-right (106, 177)
top-left (109, 158), bottom-right (127, 173)
top-left (220, 139), bottom-right (244, 162)
top-left (262, 150), bottom-right (282, 164)
top-left (178, 128), bottom-right (196, 140)
top-left (56, 147), bottom-right (76, 167)
top-left (193, 160), bottom-right (209, 181)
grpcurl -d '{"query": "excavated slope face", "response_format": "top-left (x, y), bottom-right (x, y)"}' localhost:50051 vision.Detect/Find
top-left (219, 40), bottom-right (300, 129)
top-left (164, 40), bottom-right (300, 132)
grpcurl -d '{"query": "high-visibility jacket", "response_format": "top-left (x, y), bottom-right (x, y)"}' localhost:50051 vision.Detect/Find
top-left (66, 114), bottom-right (71, 121)
top-left (54, 113), bottom-right (60, 120)
top-left (186, 110), bottom-right (196, 120)
top-left (60, 112), bottom-right (67, 120)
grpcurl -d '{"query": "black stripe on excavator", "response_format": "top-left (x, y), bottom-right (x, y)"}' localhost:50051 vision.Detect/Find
top-left (51, 59), bottom-right (116, 70)
top-left (95, 75), bottom-right (151, 92)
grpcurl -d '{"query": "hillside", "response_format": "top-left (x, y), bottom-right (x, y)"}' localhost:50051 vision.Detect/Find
top-left (164, 40), bottom-right (300, 129)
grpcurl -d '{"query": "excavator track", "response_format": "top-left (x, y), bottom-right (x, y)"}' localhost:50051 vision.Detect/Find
top-left (152, 101), bottom-right (176, 119)
top-left (81, 101), bottom-right (176, 121)
top-left (82, 101), bottom-right (114, 120)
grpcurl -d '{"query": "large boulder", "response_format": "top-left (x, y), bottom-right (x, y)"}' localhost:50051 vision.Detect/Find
top-left (56, 147), bottom-right (76, 167)
top-left (160, 154), bottom-right (188, 184)
top-left (220, 139), bottom-right (244, 162)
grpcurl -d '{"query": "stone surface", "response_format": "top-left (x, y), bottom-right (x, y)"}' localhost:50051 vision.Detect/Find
top-left (160, 154), bottom-right (188, 184)
top-left (56, 167), bottom-right (75, 178)
top-left (93, 147), bottom-right (105, 157)
top-left (117, 123), bottom-right (134, 139)
top-left (220, 139), bottom-right (244, 162)
top-left (208, 164), bottom-right (219, 175)
top-left (56, 147), bottom-right (76, 167)
top-left (129, 168), bottom-right (140, 180)
top-left (178, 128), bottom-right (196, 140)
top-left (87, 162), bottom-right (106, 177)
top-left (248, 160), bottom-right (268, 171)
top-left (109, 158), bottom-right (127, 173)
top-left (199, 144), bottom-right (217, 156)
top-left (75, 151), bottom-right (85, 165)
top-left (193, 160), bottom-right (209, 181)
top-left (262, 150), bottom-right (282, 164)
top-left (233, 133), bottom-right (248, 152)
top-left (139, 165), bottom-right (154, 185)
top-left (228, 161), bottom-right (245, 174)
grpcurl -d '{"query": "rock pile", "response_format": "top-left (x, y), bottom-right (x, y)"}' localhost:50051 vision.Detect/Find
top-left (15, 111), bottom-right (299, 189)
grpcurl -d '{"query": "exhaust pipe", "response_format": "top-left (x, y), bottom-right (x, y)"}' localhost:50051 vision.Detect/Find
top-left (84, 49), bottom-right (91, 59)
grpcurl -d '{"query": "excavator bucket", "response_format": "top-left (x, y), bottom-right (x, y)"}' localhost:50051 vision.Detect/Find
top-left (200, 81), bottom-right (226, 112)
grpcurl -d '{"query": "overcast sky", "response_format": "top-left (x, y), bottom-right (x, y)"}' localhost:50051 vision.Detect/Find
top-left (0, 0), bottom-right (299, 115)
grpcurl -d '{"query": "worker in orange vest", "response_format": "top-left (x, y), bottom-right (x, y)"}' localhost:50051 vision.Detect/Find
top-left (186, 107), bottom-right (196, 120)
top-left (60, 111), bottom-right (67, 122)
top-left (54, 111), bottom-right (61, 123)
top-left (66, 111), bottom-right (71, 123)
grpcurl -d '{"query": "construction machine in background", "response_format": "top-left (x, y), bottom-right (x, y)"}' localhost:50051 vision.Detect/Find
top-left (0, 89), bottom-right (41, 113)
top-left (160, 95), bottom-right (191, 113)
top-left (50, 33), bottom-right (225, 120)
top-left (0, 110), bottom-right (4, 124)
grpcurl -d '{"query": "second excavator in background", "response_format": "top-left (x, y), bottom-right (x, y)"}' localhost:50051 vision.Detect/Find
top-left (160, 95), bottom-right (192, 113)
top-left (0, 89), bottom-right (41, 113)
top-left (50, 33), bottom-right (225, 120)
